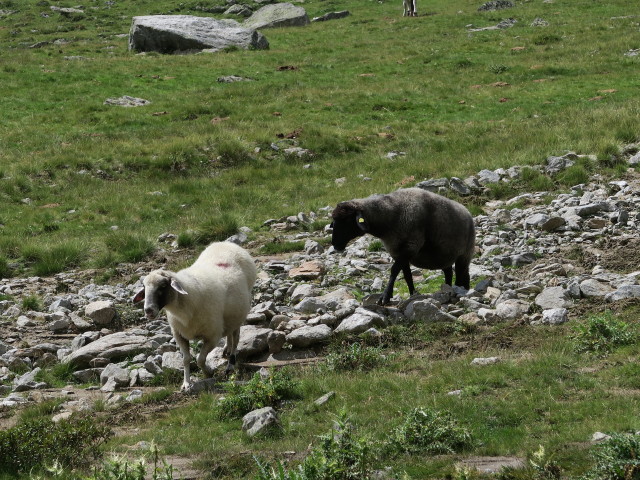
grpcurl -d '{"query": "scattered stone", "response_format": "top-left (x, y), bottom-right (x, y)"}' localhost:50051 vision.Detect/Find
top-left (104, 96), bottom-right (151, 107)
top-left (242, 406), bottom-right (281, 436)
top-left (311, 11), bottom-right (350, 22)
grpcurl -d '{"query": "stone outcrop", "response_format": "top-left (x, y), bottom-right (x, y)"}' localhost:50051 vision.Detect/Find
top-left (244, 3), bottom-right (309, 30)
top-left (129, 15), bottom-right (269, 54)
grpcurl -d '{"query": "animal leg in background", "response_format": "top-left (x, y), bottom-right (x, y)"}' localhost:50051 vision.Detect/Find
top-left (443, 266), bottom-right (453, 286)
top-left (225, 329), bottom-right (240, 374)
top-left (379, 260), bottom-right (408, 305)
top-left (174, 332), bottom-right (192, 391)
top-left (402, 264), bottom-right (415, 296)
top-left (403, 0), bottom-right (416, 16)
top-left (197, 339), bottom-right (218, 378)
top-left (455, 261), bottom-right (471, 289)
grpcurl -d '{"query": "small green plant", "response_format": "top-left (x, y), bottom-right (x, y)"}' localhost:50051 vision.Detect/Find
top-left (386, 407), bottom-right (473, 455)
top-left (178, 214), bottom-right (239, 248)
top-left (17, 398), bottom-right (65, 424)
top-left (519, 167), bottom-right (555, 192)
top-left (557, 164), bottom-right (590, 187)
top-left (580, 433), bottom-right (640, 480)
top-left (255, 414), bottom-right (375, 480)
top-left (260, 240), bottom-right (305, 255)
top-left (104, 232), bottom-right (155, 264)
top-left (488, 64), bottom-right (509, 74)
top-left (0, 417), bottom-right (112, 475)
top-left (21, 294), bottom-right (42, 311)
top-left (35, 362), bottom-right (83, 388)
top-left (367, 239), bottom-right (384, 252)
top-left (324, 343), bottom-right (387, 372)
top-left (0, 255), bottom-right (11, 278)
top-left (22, 242), bottom-right (85, 276)
top-left (571, 312), bottom-right (635, 356)
top-left (597, 144), bottom-right (624, 168)
top-left (215, 369), bottom-right (301, 419)
top-left (529, 445), bottom-right (562, 479)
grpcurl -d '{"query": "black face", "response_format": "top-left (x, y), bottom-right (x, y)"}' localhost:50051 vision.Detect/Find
top-left (331, 215), bottom-right (364, 251)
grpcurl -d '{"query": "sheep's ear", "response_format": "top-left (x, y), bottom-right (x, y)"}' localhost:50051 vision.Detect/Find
top-left (170, 278), bottom-right (188, 295)
top-left (356, 212), bottom-right (369, 232)
top-left (133, 288), bottom-right (145, 304)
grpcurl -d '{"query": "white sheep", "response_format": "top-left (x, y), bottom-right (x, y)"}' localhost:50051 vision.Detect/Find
top-left (133, 241), bottom-right (257, 391)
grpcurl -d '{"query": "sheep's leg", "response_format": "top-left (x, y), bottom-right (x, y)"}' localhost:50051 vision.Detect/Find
top-left (454, 261), bottom-right (471, 290)
top-left (378, 261), bottom-right (404, 305)
top-left (174, 333), bottom-right (192, 391)
top-left (225, 328), bottom-right (241, 375)
top-left (443, 266), bottom-right (453, 286)
top-left (197, 339), bottom-right (217, 378)
top-left (401, 264), bottom-right (416, 296)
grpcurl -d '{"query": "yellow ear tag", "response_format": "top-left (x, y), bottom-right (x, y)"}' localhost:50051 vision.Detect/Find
top-left (358, 218), bottom-right (365, 223)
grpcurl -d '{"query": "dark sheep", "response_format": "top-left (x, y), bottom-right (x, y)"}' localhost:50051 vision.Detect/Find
top-left (331, 187), bottom-right (476, 305)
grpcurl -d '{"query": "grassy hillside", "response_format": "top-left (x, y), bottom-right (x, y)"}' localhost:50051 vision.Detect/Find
top-left (2, 1), bottom-right (640, 478)
top-left (0, 0), bottom-right (639, 276)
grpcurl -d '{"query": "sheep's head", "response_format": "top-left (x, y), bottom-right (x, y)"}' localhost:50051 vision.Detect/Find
top-left (330, 201), bottom-right (369, 251)
top-left (132, 270), bottom-right (187, 320)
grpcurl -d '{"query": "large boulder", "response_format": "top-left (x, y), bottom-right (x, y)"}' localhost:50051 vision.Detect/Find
top-left (244, 3), bottom-right (309, 30)
top-left (62, 332), bottom-right (152, 368)
top-left (129, 15), bottom-right (269, 54)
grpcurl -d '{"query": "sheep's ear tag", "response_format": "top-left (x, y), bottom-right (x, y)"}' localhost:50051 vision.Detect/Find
top-left (170, 278), bottom-right (188, 295)
top-left (356, 213), bottom-right (369, 232)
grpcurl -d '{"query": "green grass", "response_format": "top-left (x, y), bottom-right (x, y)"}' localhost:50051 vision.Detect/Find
top-left (0, 0), bottom-right (639, 275)
top-left (102, 305), bottom-right (640, 479)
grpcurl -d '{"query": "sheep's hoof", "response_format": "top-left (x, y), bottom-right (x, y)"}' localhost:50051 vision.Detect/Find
top-left (180, 382), bottom-right (193, 392)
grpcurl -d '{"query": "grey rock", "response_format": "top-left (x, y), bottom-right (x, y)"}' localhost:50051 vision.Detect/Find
top-left (579, 279), bottom-right (614, 298)
top-left (85, 300), bottom-right (117, 326)
top-left (541, 308), bottom-right (568, 325)
top-left (224, 4), bottom-right (253, 17)
top-left (334, 308), bottom-right (385, 334)
top-left (535, 286), bottom-right (573, 309)
top-left (286, 324), bottom-right (332, 348)
top-left (295, 288), bottom-right (356, 313)
top-left (404, 299), bottom-right (456, 323)
top-left (162, 351), bottom-right (185, 372)
top-left (242, 406), bottom-right (281, 437)
top-left (605, 285), bottom-right (640, 302)
top-left (477, 169), bottom-right (501, 185)
top-left (311, 11), bottom-right (350, 22)
top-left (62, 332), bottom-right (152, 368)
top-left (100, 363), bottom-right (130, 389)
top-left (129, 15), bottom-right (269, 54)
top-left (244, 3), bottom-right (309, 30)
top-left (237, 325), bottom-right (272, 357)
top-left (495, 299), bottom-right (530, 320)
top-left (217, 75), bottom-right (253, 83)
top-left (471, 356), bottom-right (501, 365)
top-left (314, 391), bottom-right (336, 406)
top-left (104, 96), bottom-right (151, 107)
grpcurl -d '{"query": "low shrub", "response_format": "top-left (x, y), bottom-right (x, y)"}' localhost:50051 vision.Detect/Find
top-left (324, 343), bottom-right (387, 372)
top-left (387, 407), bottom-right (473, 455)
top-left (215, 369), bottom-right (301, 419)
top-left (255, 415), bottom-right (375, 480)
top-left (571, 312), bottom-right (635, 356)
top-left (0, 417), bottom-right (112, 475)
top-left (580, 433), bottom-right (640, 480)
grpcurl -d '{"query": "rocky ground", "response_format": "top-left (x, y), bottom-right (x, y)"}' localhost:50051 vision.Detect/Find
top-left (1, 148), bottom-right (640, 475)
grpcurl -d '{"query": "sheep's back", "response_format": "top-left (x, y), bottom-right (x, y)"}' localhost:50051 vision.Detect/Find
top-left (168, 242), bottom-right (256, 340)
